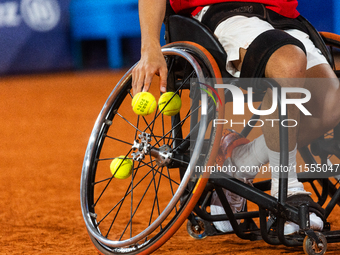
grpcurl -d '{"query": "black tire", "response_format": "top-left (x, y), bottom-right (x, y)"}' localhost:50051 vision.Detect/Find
top-left (80, 42), bottom-right (225, 254)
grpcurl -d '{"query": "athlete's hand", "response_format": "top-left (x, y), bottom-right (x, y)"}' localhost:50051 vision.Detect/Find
top-left (132, 44), bottom-right (168, 96)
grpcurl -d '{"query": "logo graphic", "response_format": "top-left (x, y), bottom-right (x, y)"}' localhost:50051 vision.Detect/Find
top-left (198, 82), bottom-right (222, 107)
top-left (21, 0), bottom-right (60, 32)
top-left (216, 84), bottom-right (311, 116)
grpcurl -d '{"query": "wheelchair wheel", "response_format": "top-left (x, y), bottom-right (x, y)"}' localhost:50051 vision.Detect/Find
top-left (303, 232), bottom-right (327, 255)
top-left (186, 216), bottom-right (207, 239)
top-left (303, 32), bottom-right (340, 207)
top-left (80, 42), bottom-right (224, 254)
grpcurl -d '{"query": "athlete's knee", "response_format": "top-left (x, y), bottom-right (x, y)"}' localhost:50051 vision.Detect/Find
top-left (265, 44), bottom-right (307, 78)
top-left (240, 29), bottom-right (307, 80)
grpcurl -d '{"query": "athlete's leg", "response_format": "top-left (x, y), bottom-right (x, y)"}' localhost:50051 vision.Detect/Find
top-left (215, 17), bottom-right (306, 177)
top-left (259, 43), bottom-right (308, 198)
top-left (261, 44), bottom-right (307, 152)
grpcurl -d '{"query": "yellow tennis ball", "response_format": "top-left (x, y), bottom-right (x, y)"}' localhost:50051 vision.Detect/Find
top-left (131, 92), bottom-right (157, 116)
top-left (158, 92), bottom-right (182, 116)
top-left (110, 156), bottom-right (133, 179)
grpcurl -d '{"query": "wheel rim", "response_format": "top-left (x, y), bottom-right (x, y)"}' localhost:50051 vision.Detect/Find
top-left (80, 48), bottom-right (214, 249)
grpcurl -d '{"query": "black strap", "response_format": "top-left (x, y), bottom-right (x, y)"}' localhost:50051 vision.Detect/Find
top-left (201, 2), bottom-right (266, 32)
top-left (201, 2), bottom-right (309, 34)
top-left (240, 29), bottom-right (306, 84)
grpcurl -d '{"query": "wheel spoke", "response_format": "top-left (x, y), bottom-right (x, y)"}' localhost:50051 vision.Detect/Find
top-left (118, 162), bottom-right (160, 241)
top-left (150, 103), bottom-right (201, 151)
top-left (116, 112), bottom-right (143, 133)
top-left (93, 149), bottom-right (133, 208)
top-left (148, 159), bottom-right (163, 228)
top-left (169, 106), bottom-right (197, 149)
top-left (104, 135), bottom-right (134, 146)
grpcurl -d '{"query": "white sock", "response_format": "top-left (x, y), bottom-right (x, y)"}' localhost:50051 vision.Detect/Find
top-left (268, 145), bottom-right (305, 197)
top-left (231, 134), bottom-right (268, 179)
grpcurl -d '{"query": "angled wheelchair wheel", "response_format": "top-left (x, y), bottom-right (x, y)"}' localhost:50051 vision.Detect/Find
top-left (307, 32), bottom-right (340, 206)
top-left (320, 31), bottom-right (340, 77)
top-left (80, 42), bottom-right (224, 254)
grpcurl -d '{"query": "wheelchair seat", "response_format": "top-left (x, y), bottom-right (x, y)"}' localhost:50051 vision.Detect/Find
top-left (167, 15), bottom-right (232, 78)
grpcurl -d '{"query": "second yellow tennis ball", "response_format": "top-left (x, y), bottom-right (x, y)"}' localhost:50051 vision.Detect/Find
top-left (158, 92), bottom-right (182, 116)
top-left (110, 156), bottom-right (133, 179)
top-left (131, 92), bottom-right (157, 116)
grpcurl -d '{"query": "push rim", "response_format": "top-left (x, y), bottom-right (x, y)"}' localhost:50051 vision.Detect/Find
top-left (81, 48), bottom-right (211, 249)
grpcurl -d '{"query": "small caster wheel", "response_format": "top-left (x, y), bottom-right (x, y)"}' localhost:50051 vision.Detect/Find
top-left (187, 217), bottom-right (207, 239)
top-left (303, 231), bottom-right (327, 255)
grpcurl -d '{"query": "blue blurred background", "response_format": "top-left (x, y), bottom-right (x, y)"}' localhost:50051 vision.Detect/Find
top-left (0, 0), bottom-right (339, 75)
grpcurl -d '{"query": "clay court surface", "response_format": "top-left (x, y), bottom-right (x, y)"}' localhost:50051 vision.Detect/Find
top-left (1, 70), bottom-right (340, 254)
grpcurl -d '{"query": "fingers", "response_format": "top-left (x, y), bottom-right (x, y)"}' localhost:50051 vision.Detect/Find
top-left (132, 58), bottom-right (168, 96)
top-left (159, 66), bottom-right (168, 93)
top-left (132, 64), bottom-right (152, 96)
top-left (142, 72), bottom-right (153, 92)
top-left (132, 65), bottom-right (143, 96)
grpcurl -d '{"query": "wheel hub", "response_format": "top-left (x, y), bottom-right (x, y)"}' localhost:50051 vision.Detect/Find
top-left (131, 132), bottom-right (173, 166)
top-left (131, 132), bottom-right (152, 161)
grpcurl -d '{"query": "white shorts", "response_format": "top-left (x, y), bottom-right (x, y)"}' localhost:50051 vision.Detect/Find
top-left (194, 8), bottom-right (328, 77)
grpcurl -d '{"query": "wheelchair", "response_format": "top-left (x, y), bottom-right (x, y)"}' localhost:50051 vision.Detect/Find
top-left (80, 10), bottom-right (340, 255)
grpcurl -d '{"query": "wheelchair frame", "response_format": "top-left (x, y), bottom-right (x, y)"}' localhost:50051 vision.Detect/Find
top-left (80, 12), bottom-right (340, 255)
top-left (168, 14), bottom-right (340, 253)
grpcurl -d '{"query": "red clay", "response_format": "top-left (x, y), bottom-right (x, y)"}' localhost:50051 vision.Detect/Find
top-left (0, 70), bottom-right (339, 254)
